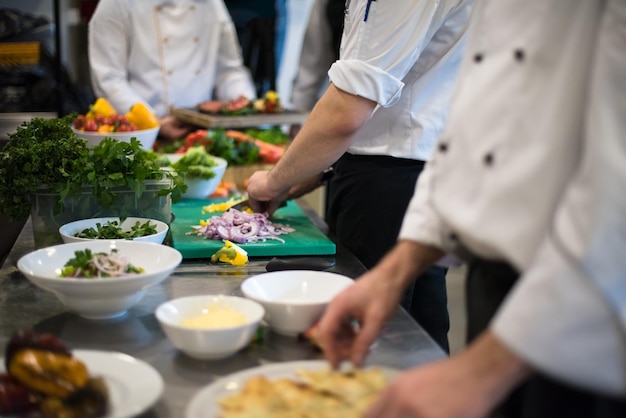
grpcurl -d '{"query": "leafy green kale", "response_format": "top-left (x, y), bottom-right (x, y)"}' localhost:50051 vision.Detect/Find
top-left (244, 127), bottom-right (289, 145)
top-left (205, 129), bottom-right (259, 166)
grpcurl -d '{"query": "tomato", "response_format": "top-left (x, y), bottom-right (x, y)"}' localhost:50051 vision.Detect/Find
top-left (83, 120), bottom-right (98, 132)
top-left (116, 124), bottom-right (136, 132)
top-left (182, 130), bottom-right (210, 151)
top-left (73, 115), bottom-right (85, 129)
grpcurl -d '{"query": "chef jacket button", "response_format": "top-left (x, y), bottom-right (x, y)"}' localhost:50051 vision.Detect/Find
top-left (474, 53), bottom-right (483, 63)
top-left (163, 37), bottom-right (169, 44)
top-left (514, 49), bottom-right (525, 61)
top-left (155, 6), bottom-right (162, 12)
top-left (438, 143), bottom-right (448, 153)
top-left (484, 153), bottom-right (494, 166)
top-left (190, 5), bottom-right (196, 11)
top-left (195, 70), bottom-right (201, 75)
top-left (193, 36), bottom-right (199, 43)
top-left (167, 70), bottom-right (173, 76)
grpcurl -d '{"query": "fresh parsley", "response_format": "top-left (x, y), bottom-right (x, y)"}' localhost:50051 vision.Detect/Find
top-left (0, 116), bottom-right (186, 221)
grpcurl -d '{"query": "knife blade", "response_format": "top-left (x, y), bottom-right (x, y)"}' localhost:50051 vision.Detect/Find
top-left (230, 199), bottom-right (286, 212)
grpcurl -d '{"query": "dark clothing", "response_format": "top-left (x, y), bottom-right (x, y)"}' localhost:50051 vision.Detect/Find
top-left (327, 152), bottom-right (450, 353)
top-left (225, 0), bottom-right (282, 96)
top-left (466, 257), bottom-right (626, 418)
top-left (326, 0), bottom-right (346, 61)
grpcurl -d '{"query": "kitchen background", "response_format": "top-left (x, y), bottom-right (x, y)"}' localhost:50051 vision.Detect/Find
top-left (0, 0), bottom-right (467, 355)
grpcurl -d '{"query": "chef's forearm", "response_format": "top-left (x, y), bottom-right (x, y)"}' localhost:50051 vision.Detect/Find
top-left (267, 84), bottom-right (376, 193)
top-left (373, 240), bottom-right (446, 292)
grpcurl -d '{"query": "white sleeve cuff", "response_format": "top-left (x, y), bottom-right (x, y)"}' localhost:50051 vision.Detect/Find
top-left (328, 60), bottom-right (404, 108)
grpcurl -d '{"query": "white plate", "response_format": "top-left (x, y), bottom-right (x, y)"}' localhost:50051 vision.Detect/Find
top-left (1, 349), bottom-right (163, 418)
top-left (186, 360), bottom-right (398, 418)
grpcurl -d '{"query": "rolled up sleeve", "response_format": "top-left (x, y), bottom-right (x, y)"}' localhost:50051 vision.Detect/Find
top-left (328, 60), bottom-right (404, 107)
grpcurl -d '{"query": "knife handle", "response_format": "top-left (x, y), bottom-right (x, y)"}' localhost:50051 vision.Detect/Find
top-left (265, 257), bottom-right (336, 272)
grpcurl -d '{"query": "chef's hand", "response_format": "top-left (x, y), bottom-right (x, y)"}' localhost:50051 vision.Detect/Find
top-left (158, 116), bottom-right (194, 142)
top-left (246, 170), bottom-right (289, 215)
top-left (363, 331), bottom-right (533, 418)
top-left (316, 267), bottom-right (403, 368)
top-left (317, 240), bottom-right (446, 368)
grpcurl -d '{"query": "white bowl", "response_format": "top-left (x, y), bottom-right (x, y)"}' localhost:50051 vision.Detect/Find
top-left (156, 295), bottom-right (265, 359)
top-left (17, 241), bottom-right (182, 320)
top-left (241, 271), bottom-right (354, 336)
top-left (59, 217), bottom-right (169, 244)
top-left (72, 125), bottom-right (160, 150)
top-left (163, 154), bottom-right (228, 199)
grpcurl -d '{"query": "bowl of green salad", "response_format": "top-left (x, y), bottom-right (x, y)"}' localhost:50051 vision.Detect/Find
top-left (160, 147), bottom-right (228, 199)
top-left (59, 217), bottom-right (169, 244)
top-left (17, 240), bottom-right (182, 319)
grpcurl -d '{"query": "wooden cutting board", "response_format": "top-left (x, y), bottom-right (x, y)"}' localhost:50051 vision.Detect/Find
top-left (171, 107), bottom-right (309, 128)
top-left (169, 199), bottom-right (336, 259)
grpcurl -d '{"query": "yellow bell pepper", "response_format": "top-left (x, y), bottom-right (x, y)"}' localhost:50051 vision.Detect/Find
top-left (9, 349), bottom-right (90, 398)
top-left (125, 102), bottom-right (159, 130)
top-left (265, 90), bottom-right (279, 103)
top-left (202, 197), bottom-right (247, 214)
top-left (210, 240), bottom-right (248, 266)
top-left (89, 97), bottom-right (117, 117)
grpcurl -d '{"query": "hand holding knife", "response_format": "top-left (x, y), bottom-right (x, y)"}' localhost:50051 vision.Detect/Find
top-left (232, 168), bottom-right (334, 215)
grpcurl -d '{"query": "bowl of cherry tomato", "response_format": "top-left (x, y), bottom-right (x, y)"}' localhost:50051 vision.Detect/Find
top-left (72, 113), bottom-right (160, 150)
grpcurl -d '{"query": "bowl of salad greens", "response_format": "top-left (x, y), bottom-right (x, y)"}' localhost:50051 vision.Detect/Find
top-left (59, 217), bottom-right (169, 244)
top-left (17, 240), bottom-right (182, 320)
top-left (161, 147), bottom-right (228, 199)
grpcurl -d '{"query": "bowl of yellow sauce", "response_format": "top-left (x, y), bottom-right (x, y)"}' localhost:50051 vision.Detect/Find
top-left (156, 295), bottom-right (264, 359)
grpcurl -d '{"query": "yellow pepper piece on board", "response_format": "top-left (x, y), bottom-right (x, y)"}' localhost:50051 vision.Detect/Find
top-left (89, 97), bottom-right (117, 117)
top-left (202, 197), bottom-right (246, 214)
top-left (210, 240), bottom-right (248, 266)
top-left (125, 102), bottom-right (159, 130)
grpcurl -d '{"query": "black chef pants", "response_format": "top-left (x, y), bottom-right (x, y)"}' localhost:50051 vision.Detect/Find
top-left (466, 257), bottom-right (626, 418)
top-left (326, 153), bottom-right (450, 353)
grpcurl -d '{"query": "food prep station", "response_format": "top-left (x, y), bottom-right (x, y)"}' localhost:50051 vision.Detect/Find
top-left (0, 202), bottom-right (446, 417)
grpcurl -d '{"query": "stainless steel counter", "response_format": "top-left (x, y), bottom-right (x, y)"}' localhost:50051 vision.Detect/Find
top-left (0, 205), bottom-right (445, 417)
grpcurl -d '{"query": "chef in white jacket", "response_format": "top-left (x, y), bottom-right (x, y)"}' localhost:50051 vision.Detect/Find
top-left (316, 0), bottom-right (626, 417)
top-left (88, 0), bottom-right (256, 141)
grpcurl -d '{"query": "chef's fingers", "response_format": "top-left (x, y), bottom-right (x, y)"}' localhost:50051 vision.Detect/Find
top-left (350, 319), bottom-right (379, 367)
top-left (318, 315), bottom-right (357, 368)
top-left (247, 198), bottom-right (267, 214)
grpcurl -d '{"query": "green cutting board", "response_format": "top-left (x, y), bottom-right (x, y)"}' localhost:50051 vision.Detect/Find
top-left (170, 199), bottom-right (336, 259)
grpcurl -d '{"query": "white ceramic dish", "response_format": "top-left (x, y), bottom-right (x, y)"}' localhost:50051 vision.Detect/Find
top-left (59, 217), bottom-right (169, 244)
top-left (162, 154), bottom-right (228, 199)
top-left (241, 270), bottom-right (354, 336)
top-left (186, 360), bottom-right (399, 418)
top-left (17, 241), bottom-right (182, 319)
top-left (156, 295), bottom-right (264, 359)
top-left (72, 125), bottom-right (160, 149)
top-left (0, 349), bottom-right (163, 418)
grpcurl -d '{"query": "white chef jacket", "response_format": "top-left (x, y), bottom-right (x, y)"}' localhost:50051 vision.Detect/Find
top-left (328, 0), bottom-right (474, 161)
top-left (289, 0), bottom-right (335, 112)
top-left (88, 0), bottom-right (256, 117)
top-left (399, 0), bottom-right (626, 396)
